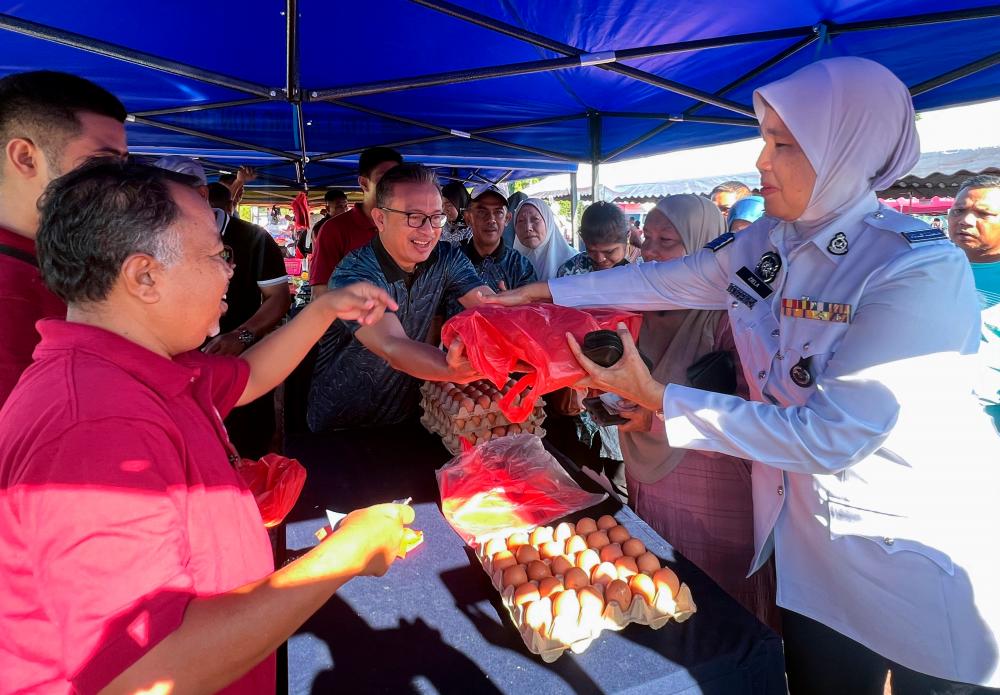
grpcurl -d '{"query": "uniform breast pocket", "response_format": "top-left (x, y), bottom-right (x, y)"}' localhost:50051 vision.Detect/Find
top-left (785, 322), bottom-right (850, 388)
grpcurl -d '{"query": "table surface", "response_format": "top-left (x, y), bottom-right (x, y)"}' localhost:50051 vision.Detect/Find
top-left (283, 421), bottom-right (785, 695)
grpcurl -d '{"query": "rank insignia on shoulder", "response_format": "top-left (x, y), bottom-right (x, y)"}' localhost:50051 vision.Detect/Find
top-left (827, 232), bottom-right (849, 255)
top-left (901, 228), bottom-right (948, 244)
top-left (704, 232), bottom-right (735, 252)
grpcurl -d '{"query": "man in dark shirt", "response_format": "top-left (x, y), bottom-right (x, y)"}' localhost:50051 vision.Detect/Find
top-left (302, 189), bottom-right (348, 255)
top-left (206, 182), bottom-right (291, 458)
top-left (0, 71), bottom-right (128, 408)
top-left (311, 147), bottom-right (403, 297)
top-left (308, 164), bottom-right (494, 431)
top-left (447, 183), bottom-right (535, 318)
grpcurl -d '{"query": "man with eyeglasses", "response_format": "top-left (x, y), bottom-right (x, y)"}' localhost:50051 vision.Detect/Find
top-left (307, 164), bottom-right (494, 432)
top-left (445, 183), bottom-right (536, 318)
top-left (948, 173), bottom-right (1000, 432)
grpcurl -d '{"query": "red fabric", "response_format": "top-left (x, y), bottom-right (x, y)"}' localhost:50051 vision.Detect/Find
top-left (291, 192), bottom-right (310, 231)
top-left (0, 320), bottom-right (275, 694)
top-left (0, 226), bottom-right (65, 408)
top-left (236, 454), bottom-right (307, 527)
top-left (310, 204), bottom-right (377, 287)
top-left (441, 304), bottom-right (642, 422)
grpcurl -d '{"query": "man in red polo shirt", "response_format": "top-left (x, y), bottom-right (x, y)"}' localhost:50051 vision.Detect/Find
top-left (310, 146), bottom-right (402, 297)
top-left (0, 70), bottom-right (128, 407)
top-left (0, 159), bottom-right (411, 694)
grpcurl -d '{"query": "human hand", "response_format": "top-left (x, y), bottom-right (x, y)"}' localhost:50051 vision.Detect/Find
top-left (617, 406), bottom-right (653, 433)
top-left (337, 503), bottom-right (415, 576)
top-left (566, 322), bottom-right (665, 412)
top-left (323, 282), bottom-right (398, 325)
top-left (236, 165), bottom-right (258, 183)
top-left (478, 280), bottom-right (552, 307)
top-left (203, 331), bottom-right (246, 356)
top-left (445, 337), bottom-right (479, 383)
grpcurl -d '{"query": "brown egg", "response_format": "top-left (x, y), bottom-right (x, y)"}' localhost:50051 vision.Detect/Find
top-left (477, 394), bottom-right (491, 409)
top-left (515, 545), bottom-right (541, 565)
top-left (622, 538), bottom-right (647, 558)
top-left (578, 585), bottom-right (605, 622)
top-left (552, 589), bottom-right (580, 620)
top-left (553, 521), bottom-right (576, 542)
top-left (653, 567), bottom-right (681, 599)
top-left (591, 561), bottom-right (618, 588)
top-left (491, 550), bottom-right (517, 572)
top-left (597, 514), bottom-right (617, 530)
top-left (629, 573), bottom-right (657, 606)
top-left (575, 549), bottom-right (601, 575)
top-left (575, 517), bottom-right (598, 535)
top-left (484, 537), bottom-right (507, 556)
top-left (529, 526), bottom-right (554, 547)
top-left (514, 581), bottom-right (541, 606)
top-left (586, 530), bottom-right (611, 551)
top-left (599, 543), bottom-right (624, 564)
top-left (605, 579), bottom-right (632, 609)
top-left (564, 534), bottom-right (588, 556)
top-left (540, 540), bottom-right (565, 560)
top-left (502, 564), bottom-right (528, 589)
top-left (524, 598), bottom-right (553, 632)
top-left (461, 397), bottom-right (475, 412)
top-left (563, 566), bottom-right (590, 591)
top-left (538, 576), bottom-right (564, 599)
top-left (636, 551), bottom-right (661, 575)
top-left (506, 531), bottom-right (530, 552)
top-left (550, 555), bottom-right (574, 577)
top-left (526, 560), bottom-right (552, 582)
top-left (607, 525), bottom-right (631, 544)
top-left (614, 555), bottom-right (639, 579)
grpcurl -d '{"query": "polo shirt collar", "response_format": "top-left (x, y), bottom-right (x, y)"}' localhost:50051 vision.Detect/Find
top-left (371, 234), bottom-right (439, 285)
top-left (0, 225), bottom-right (37, 255)
top-left (33, 319), bottom-right (201, 397)
top-left (351, 203), bottom-right (377, 231)
top-left (461, 237), bottom-right (505, 264)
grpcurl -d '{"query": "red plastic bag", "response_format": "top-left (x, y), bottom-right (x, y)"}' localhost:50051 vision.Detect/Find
top-left (441, 304), bottom-right (642, 422)
top-left (235, 454), bottom-right (307, 527)
top-left (437, 434), bottom-right (606, 545)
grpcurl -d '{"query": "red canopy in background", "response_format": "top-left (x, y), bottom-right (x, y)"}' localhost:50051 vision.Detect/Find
top-left (879, 196), bottom-right (954, 215)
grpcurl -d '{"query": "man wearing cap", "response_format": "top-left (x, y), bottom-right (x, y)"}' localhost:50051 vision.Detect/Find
top-left (311, 147), bottom-right (403, 298)
top-left (308, 164), bottom-right (494, 432)
top-left (0, 70), bottom-right (128, 408)
top-left (445, 183), bottom-right (535, 318)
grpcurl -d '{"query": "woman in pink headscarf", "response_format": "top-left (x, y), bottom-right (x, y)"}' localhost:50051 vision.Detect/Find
top-left (489, 57), bottom-right (1000, 693)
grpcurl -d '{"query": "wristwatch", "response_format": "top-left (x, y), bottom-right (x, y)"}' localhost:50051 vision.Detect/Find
top-left (235, 327), bottom-right (256, 347)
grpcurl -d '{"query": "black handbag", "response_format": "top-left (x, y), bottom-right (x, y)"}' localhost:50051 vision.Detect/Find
top-left (686, 349), bottom-right (737, 395)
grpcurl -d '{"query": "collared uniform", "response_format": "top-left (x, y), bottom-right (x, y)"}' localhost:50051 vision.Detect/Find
top-left (549, 197), bottom-right (1000, 686)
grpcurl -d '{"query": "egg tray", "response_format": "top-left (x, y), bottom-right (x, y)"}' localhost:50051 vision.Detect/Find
top-left (420, 398), bottom-right (546, 434)
top-left (419, 379), bottom-right (547, 422)
top-left (420, 412), bottom-right (547, 455)
top-left (474, 542), bottom-right (697, 663)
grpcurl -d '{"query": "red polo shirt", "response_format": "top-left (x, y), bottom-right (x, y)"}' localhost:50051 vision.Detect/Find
top-left (0, 225), bottom-right (65, 408)
top-left (0, 320), bottom-right (275, 694)
top-left (310, 203), bottom-right (377, 287)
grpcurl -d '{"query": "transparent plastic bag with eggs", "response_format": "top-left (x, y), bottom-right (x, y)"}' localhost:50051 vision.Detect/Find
top-left (436, 434), bottom-right (606, 544)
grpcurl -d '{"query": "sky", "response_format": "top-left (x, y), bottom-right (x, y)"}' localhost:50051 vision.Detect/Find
top-left (559, 98), bottom-right (1000, 189)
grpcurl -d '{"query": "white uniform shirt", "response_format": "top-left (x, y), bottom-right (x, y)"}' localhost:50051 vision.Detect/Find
top-left (549, 198), bottom-right (1000, 686)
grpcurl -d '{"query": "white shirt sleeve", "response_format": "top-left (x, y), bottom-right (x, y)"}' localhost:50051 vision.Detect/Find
top-left (663, 244), bottom-right (982, 474)
top-left (548, 247), bottom-right (731, 311)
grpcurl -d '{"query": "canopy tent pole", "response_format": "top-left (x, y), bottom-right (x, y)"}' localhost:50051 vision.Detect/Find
top-left (910, 49), bottom-right (1000, 97)
top-left (286, 0), bottom-right (307, 187)
top-left (127, 116), bottom-right (300, 161)
top-left (570, 171), bottom-right (579, 247)
top-left (131, 98), bottom-right (270, 118)
top-left (599, 112), bottom-right (758, 127)
top-left (588, 113), bottom-right (601, 250)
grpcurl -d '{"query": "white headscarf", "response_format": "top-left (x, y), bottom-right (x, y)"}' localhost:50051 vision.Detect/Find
top-left (753, 57), bottom-right (920, 235)
top-left (512, 198), bottom-right (577, 281)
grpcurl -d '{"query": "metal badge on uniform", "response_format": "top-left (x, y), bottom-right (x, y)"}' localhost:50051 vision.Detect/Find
top-left (726, 283), bottom-right (757, 309)
top-left (827, 232), bottom-right (849, 255)
top-left (902, 229), bottom-right (947, 244)
top-left (754, 251), bottom-right (782, 283)
top-left (704, 232), bottom-right (734, 253)
top-left (789, 356), bottom-right (814, 388)
top-left (735, 266), bottom-right (773, 299)
top-left (781, 297), bottom-right (852, 323)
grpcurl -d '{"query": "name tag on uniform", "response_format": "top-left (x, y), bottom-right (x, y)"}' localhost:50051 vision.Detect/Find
top-left (735, 266), bottom-right (773, 299)
top-left (727, 283), bottom-right (757, 309)
top-left (781, 297), bottom-right (852, 323)
top-left (901, 229), bottom-right (947, 244)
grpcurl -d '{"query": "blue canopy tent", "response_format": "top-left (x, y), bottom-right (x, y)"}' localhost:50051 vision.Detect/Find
top-left (1, 0), bottom-right (1000, 199)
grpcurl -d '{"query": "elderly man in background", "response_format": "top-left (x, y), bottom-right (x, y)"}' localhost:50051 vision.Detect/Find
top-left (0, 158), bottom-right (410, 694)
top-left (709, 180), bottom-right (752, 221)
top-left (0, 70), bottom-right (128, 408)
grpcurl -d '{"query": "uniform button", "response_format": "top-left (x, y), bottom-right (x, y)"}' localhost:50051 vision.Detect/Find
top-left (874, 211), bottom-right (885, 219)
top-left (776, 352), bottom-right (784, 360)
top-left (757, 370), bottom-right (767, 379)
top-left (730, 301), bottom-right (739, 309)
top-left (771, 328), bottom-right (780, 337)
top-left (777, 485), bottom-right (784, 496)
top-left (802, 341), bottom-right (811, 351)
top-left (883, 537), bottom-right (894, 546)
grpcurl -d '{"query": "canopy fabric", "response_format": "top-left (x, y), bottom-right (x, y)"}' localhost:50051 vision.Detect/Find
top-left (1, 1), bottom-right (999, 191)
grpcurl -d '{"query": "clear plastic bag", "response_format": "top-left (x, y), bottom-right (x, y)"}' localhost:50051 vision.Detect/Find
top-left (441, 304), bottom-right (642, 422)
top-left (437, 434), bottom-right (606, 544)
top-left (235, 454), bottom-right (307, 527)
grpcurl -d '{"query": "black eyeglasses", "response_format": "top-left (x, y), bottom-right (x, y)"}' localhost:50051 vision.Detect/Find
top-left (380, 207), bottom-right (448, 229)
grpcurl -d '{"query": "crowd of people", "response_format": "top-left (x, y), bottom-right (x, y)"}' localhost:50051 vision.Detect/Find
top-left (1, 56), bottom-right (999, 694)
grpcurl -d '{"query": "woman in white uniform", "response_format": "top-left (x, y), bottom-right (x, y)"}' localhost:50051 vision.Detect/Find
top-left (489, 57), bottom-right (1000, 693)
